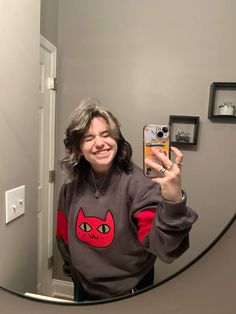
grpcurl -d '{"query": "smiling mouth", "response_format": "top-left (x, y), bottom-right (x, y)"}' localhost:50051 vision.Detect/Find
top-left (94, 149), bottom-right (110, 155)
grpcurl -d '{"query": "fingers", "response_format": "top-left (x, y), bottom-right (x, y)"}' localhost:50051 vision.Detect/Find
top-left (149, 147), bottom-right (173, 170)
top-left (144, 156), bottom-right (165, 174)
top-left (144, 146), bottom-right (184, 176)
top-left (171, 146), bottom-right (183, 161)
top-left (171, 146), bottom-right (183, 168)
top-left (144, 146), bottom-right (183, 202)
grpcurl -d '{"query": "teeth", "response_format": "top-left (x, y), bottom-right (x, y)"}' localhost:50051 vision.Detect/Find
top-left (95, 150), bottom-right (109, 154)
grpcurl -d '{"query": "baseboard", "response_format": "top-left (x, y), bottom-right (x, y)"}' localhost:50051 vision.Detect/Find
top-left (52, 279), bottom-right (74, 300)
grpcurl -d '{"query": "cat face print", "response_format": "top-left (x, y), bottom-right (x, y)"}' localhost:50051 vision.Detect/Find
top-left (76, 208), bottom-right (115, 247)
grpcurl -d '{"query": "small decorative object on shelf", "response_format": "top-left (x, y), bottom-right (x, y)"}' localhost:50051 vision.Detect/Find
top-left (175, 131), bottom-right (191, 143)
top-left (208, 82), bottom-right (236, 119)
top-left (218, 102), bottom-right (235, 116)
top-left (169, 115), bottom-right (200, 146)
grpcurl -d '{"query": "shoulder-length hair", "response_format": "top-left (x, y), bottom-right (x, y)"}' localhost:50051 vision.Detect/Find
top-left (61, 98), bottom-right (132, 181)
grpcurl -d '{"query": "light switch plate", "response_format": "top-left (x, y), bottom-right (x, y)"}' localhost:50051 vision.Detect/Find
top-left (5, 185), bottom-right (25, 224)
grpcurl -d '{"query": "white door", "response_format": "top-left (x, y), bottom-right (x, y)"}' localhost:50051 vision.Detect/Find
top-left (38, 35), bottom-right (57, 296)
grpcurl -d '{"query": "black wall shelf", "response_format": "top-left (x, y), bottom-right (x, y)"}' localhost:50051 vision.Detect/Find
top-left (169, 115), bottom-right (200, 146)
top-left (208, 82), bottom-right (236, 120)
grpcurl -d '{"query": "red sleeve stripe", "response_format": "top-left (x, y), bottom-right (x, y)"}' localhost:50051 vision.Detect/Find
top-left (56, 209), bottom-right (68, 244)
top-left (135, 208), bottom-right (156, 243)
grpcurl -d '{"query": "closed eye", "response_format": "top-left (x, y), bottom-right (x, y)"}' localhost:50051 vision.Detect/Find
top-left (83, 130), bottom-right (111, 142)
top-left (100, 131), bottom-right (110, 138)
top-left (83, 135), bottom-right (94, 142)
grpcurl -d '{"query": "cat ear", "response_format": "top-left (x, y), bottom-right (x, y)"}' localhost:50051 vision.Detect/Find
top-left (78, 208), bottom-right (85, 220)
top-left (105, 210), bottom-right (113, 222)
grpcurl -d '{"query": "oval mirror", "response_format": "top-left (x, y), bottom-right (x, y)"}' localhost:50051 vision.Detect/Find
top-left (0, 0), bottom-right (236, 305)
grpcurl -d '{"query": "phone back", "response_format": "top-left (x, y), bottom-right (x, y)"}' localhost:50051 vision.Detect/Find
top-left (143, 124), bottom-right (170, 177)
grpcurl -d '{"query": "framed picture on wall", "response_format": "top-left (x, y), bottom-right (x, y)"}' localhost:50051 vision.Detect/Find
top-left (169, 115), bottom-right (200, 146)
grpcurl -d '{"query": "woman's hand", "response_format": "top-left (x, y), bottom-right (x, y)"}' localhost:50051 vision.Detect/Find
top-left (145, 146), bottom-right (183, 202)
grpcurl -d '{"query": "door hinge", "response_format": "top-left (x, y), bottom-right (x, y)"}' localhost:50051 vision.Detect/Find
top-left (49, 170), bottom-right (55, 183)
top-left (47, 77), bottom-right (58, 92)
top-left (48, 256), bottom-right (54, 269)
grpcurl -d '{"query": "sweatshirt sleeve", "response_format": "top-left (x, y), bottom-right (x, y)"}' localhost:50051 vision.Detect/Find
top-left (132, 184), bottom-right (198, 263)
top-left (56, 183), bottom-right (72, 276)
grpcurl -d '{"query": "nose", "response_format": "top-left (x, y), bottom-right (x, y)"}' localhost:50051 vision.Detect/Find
top-left (94, 135), bottom-right (104, 146)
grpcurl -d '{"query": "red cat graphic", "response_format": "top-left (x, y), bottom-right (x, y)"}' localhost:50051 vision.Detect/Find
top-left (76, 208), bottom-right (115, 247)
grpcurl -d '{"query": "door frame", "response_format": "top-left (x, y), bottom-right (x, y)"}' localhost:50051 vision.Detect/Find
top-left (38, 35), bottom-right (57, 295)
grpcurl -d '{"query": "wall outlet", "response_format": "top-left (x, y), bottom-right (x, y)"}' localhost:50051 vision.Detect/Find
top-left (5, 185), bottom-right (25, 224)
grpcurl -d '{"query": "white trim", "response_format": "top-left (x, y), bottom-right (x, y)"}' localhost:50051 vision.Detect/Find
top-left (40, 35), bottom-right (57, 264)
top-left (38, 35), bottom-right (57, 296)
top-left (24, 292), bottom-right (75, 303)
top-left (52, 279), bottom-right (74, 300)
top-left (40, 35), bottom-right (56, 54)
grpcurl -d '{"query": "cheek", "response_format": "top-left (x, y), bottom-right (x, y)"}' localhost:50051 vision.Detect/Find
top-left (79, 143), bottom-right (84, 155)
top-left (79, 143), bottom-right (90, 156)
top-left (109, 142), bottom-right (118, 160)
top-left (110, 139), bottom-right (118, 153)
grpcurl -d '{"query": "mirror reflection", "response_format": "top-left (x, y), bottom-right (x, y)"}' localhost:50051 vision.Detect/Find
top-left (1, 0), bottom-right (236, 304)
top-left (56, 98), bottom-right (197, 301)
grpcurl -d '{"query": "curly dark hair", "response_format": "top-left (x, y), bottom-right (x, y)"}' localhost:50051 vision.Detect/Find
top-left (61, 98), bottom-right (133, 181)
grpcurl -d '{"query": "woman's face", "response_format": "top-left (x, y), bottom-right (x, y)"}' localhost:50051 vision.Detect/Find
top-left (80, 116), bottom-right (118, 176)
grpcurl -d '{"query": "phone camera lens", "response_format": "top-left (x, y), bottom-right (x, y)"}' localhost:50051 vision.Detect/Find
top-left (162, 127), bottom-right (168, 133)
top-left (157, 131), bottom-right (164, 138)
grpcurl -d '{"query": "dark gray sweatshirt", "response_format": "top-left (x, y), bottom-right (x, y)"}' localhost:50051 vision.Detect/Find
top-left (56, 164), bottom-right (198, 299)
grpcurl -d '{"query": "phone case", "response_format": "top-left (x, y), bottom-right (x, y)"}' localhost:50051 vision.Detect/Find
top-left (143, 124), bottom-right (170, 177)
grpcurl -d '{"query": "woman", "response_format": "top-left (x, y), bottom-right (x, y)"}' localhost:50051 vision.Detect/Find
top-left (56, 98), bottom-right (198, 301)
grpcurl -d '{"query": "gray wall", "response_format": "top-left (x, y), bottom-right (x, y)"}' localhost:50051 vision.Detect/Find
top-left (40, 0), bottom-right (59, 46)
top-left (53, 0), bottom-right (236, 282)
top-left (0, 0), bottom-right (40, 293)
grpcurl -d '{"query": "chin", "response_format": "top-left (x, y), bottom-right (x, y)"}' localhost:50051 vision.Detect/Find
top-left (93, 159), bottom-right (114, 172)
top-left (96, 160), bottom-right (113, 169)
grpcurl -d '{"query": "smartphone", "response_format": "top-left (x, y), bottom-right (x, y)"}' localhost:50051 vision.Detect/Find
top-left (143, 124), bottom-right (170, 177)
